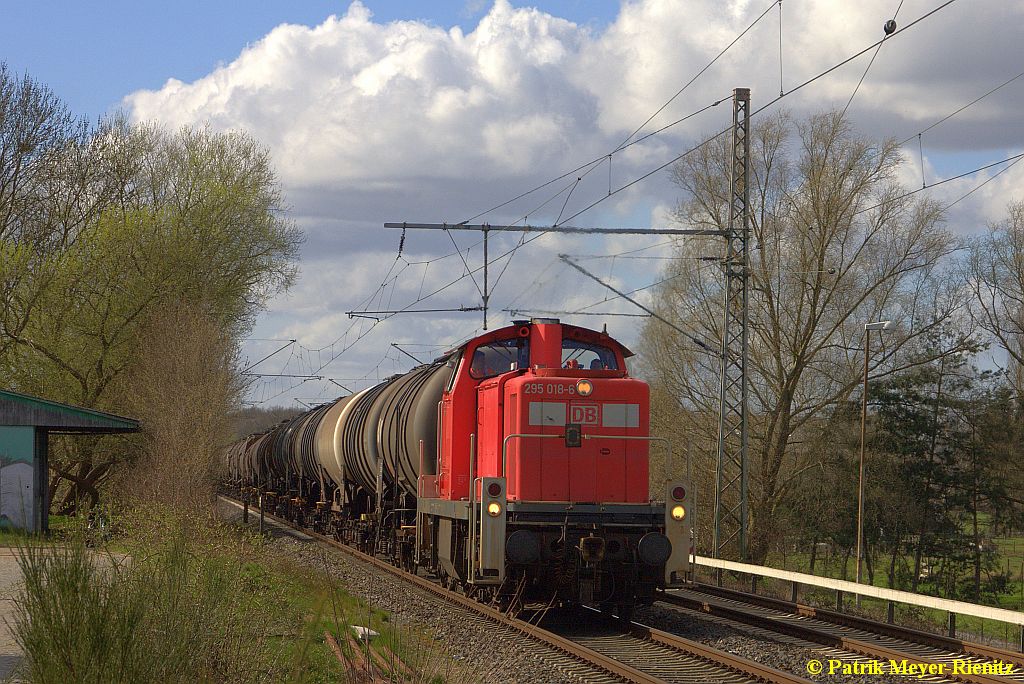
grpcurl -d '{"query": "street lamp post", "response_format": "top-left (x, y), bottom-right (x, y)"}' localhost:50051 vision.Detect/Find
top-left (856, 320), bottom-right (891, 605)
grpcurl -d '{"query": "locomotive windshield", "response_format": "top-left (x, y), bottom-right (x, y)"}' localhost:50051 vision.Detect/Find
top-left (469, 337), bottom-right (530, 379)
top-left (561, 339), bottom-right (618, 370)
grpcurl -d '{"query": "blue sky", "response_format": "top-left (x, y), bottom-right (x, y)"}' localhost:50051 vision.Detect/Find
top-left (2, 1), bottom-right (619, 122)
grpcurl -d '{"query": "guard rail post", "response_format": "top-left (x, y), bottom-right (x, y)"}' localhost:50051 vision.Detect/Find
top-left (259, 494), bottom-right (265, 535)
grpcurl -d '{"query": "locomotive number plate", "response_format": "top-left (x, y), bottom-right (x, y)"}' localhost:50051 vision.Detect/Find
top-left (523, 382), bottom-right (575, 395)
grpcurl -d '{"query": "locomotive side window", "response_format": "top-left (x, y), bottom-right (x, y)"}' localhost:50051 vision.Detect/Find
top-left (561, 340), bottom-right (618, 370)
top-left (469, 338), bottom-right (529, 379)
top-left (444, 351), bottom-right (462, 392)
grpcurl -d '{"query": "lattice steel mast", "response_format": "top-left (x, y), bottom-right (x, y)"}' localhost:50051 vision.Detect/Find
top-left (713, 88), bottom-right (751, 561)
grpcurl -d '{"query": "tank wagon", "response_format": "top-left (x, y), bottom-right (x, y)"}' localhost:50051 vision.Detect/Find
top-left (226, 318), bottom-right (693, 617)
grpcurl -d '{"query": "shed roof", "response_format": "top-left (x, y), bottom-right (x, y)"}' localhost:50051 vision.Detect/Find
top-left (0, 389), bottom-right (139, 433)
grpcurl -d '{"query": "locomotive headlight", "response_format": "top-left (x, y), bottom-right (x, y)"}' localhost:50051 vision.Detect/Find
top-left (487, 502), bottom-right (502, 517)
top-left (670, 505), bottom-right (686, 521)
top-left (575, 379), bottom-right (593, 396)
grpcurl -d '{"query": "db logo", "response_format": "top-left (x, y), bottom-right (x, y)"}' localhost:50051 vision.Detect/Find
top-left (570, 403), bottom-right (600, 425)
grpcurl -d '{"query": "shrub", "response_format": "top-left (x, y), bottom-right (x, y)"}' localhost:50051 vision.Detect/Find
top-left (13, 528), bottom-right (279, 683)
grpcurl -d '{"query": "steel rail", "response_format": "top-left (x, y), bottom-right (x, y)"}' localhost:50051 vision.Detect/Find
top-left (219, 494), bottom-right (808, 684)
top-left (659, 590), bottom-right (1013, 684)
top-left (690, 583), bottom-right (1024, 669)
top-left (620, 619), bottom-right (811, 684)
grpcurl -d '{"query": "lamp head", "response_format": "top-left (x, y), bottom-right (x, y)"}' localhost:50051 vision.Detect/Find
top-left (865, 320), bottom-right (892, 331)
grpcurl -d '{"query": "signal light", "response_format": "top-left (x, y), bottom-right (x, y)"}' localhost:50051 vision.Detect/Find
top-left (671, 505), bottom-right (686, 521)
top-left (487, 502), bottom-right (502, 517)
top-left (575, 379), bottom-right (593, 396)
top-left (672, 486), bottom-right (686, 501)
top-left (487, 482), bottom-right (501, 497)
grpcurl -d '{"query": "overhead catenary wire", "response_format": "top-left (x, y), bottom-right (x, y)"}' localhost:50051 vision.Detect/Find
top-left (416, 0), bottom-right (971, 343)
top-left (839, 0), bottom-right (906, 121)
top-left (941, 154), bottom-right (1024, 211)
top-left (612, 0), bottom-right (780, 154)
top-left (898, 68), bottom-right (1024, 146)
top-left (458, 0), bottom-right (784, 227)
top-left (556, 0), bottom-right (960, 228)
top-left (894, 67), bottom-right (1024, 187)
top-left (777, 0), bottom-right (784, 96)
top-left (559, 254), bottom-right (718, 355)
top-left (852, 151), bottom-right (1024, 216)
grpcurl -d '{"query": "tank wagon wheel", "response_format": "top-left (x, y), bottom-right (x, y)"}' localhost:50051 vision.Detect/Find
top-left (400, 552), bottom-right (414, 574)
top-left (442, 574), bottom-right (462, 593)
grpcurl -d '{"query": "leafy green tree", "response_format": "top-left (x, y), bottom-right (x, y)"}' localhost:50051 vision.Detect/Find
top-left (954, 380), bottom-right (1019, 600)
top-left (872, 334), bottom-right (1017, 600)
top-left (0, 70), bottom-right (302, 510)
top-left (873, 346), bottom-right (971, 594)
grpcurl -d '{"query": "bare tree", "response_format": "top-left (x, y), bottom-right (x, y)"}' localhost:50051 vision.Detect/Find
top-left (965, 201), bottom-right (1024, 407)
top-left (0, 64), bottom-right (100, 361)
top-left (639, 111), bottom-right (972, 561)
top-left (113, 305), bottom-right (242, 512)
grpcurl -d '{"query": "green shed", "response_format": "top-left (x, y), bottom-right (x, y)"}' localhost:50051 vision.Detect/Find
top-left (0, 390), bottom-right (139, 533)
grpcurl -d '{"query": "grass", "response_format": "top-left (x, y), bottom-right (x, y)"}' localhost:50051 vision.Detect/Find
top-left (9, 507), bottom-right (463, 683)
top-left (0, 514), bottom-right (93, 547)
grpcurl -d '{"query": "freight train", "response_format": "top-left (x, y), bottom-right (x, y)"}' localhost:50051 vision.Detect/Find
top-left (225, 318), bottom-right (692, 618)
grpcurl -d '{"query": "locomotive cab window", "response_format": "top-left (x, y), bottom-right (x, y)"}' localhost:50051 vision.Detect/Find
top-left (561, 340), bottom-right (618, 370)
top-left (469, 338), bottom-right (529, 379)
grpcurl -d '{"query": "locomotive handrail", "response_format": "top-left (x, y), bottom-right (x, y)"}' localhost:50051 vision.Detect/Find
top-left (500, 433), bottom-right (563, 477)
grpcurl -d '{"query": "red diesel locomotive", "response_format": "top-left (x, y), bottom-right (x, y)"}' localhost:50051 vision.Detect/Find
top-left (226, 318), bottom-right (692, 616)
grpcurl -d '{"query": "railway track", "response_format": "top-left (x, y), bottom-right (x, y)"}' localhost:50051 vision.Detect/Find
top-left (544, 606), bottom-right (806, 683)
top-left (218, 494), bottom-right (809, 683)
top-left (658, 584), bottom-right (1024, 684)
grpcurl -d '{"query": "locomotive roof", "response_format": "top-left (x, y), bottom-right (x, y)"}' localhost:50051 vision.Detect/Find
top-left (437, 320), bottom-right (634, 360)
